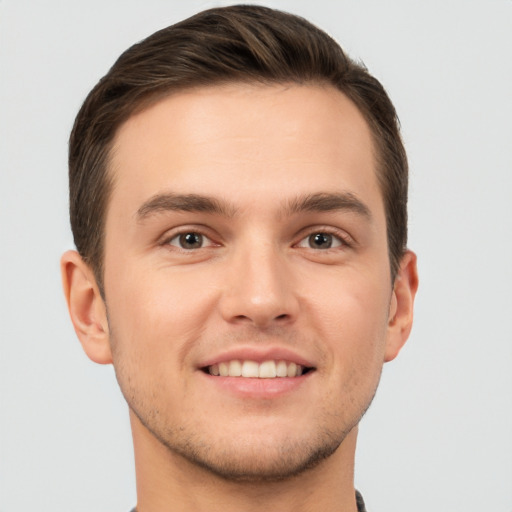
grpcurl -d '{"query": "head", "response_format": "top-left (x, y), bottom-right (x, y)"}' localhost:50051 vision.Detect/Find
top-left (62, 5), bottom-right (417, 484)
top-left (69, 4), bottom-right (408, 295)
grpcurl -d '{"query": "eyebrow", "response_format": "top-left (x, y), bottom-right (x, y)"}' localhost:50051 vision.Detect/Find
top-left (285, 192), bottom-right (372, 219)
top-left (137, 193), bottom-right (237, 220)
top-left (136, 191), bottom-right (371, 221)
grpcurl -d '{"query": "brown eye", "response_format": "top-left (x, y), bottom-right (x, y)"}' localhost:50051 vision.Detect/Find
top-left (297, 232), bottom-right (344, 250)
top-left (309, 233), bottom-right (333, 249)
top-left (169, 232), bottom-right (205, 249)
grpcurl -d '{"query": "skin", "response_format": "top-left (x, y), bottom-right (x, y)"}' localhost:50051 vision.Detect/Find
top-left (62, 83), bottom-right (418, 512)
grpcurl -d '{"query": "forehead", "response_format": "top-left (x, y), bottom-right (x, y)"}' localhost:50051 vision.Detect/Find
top-left (108, 83), bottom-right (381, 219)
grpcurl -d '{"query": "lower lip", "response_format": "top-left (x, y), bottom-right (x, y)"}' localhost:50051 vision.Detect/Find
top-left (199, 371), bottom-right (313, 399)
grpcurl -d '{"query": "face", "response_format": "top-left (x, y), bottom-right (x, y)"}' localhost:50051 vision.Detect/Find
top-left (102, 83), bottom-right (403, 480)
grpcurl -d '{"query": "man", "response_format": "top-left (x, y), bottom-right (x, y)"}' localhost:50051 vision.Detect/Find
top-left (61, 5), bottom-right (418, 511)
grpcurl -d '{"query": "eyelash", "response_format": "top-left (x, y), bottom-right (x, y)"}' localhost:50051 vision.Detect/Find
top-left (160, 226), bottom-right (353, 252)
top-left (294, 227), bottom-right (353, 251)
top-left (162, 228), bottom-right (218, 251)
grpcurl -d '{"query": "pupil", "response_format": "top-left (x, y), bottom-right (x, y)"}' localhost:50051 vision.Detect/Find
top-left (310, 233), bottom-right (332, 249)
top-left (180, 232), bottom-right (202, 249)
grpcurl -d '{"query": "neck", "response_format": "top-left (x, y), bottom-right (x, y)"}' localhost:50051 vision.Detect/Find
top-left (130, 411), bottom-right (359, 512)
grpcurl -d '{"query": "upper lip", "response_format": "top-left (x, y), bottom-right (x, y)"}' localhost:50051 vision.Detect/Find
top-left (198, 346), bottom-right (316, 369)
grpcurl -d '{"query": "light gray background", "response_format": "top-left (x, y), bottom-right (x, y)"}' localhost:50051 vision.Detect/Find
top-left (1, 1), bottom-right (511, 511)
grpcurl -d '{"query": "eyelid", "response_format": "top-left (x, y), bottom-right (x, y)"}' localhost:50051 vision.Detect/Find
top-left (294, 226), bottom-right (354, 249)
top-left (156, 224), bottom-right (354, 250)
top-left (159, 225), bottom-right (220, 249)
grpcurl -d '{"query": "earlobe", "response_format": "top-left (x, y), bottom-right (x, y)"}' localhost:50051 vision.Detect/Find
top-left (384, 250), bottom-right (418, 362)
top-left (60, 250), bottom-right (113, 364)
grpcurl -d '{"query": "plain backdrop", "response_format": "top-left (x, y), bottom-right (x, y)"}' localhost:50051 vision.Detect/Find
top-left (1, 1), bottom-right (511, 511)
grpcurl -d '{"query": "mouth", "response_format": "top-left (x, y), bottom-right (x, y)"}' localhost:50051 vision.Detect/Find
top-left (202, 359), bottom-right (315, 379)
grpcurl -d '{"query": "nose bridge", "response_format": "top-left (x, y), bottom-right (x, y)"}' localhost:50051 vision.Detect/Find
top-left (220, 235), bottom-right (297, 327)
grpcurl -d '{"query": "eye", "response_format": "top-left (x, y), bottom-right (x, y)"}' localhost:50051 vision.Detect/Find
top-left (167, 232), bottom-right (211, 250)
top-left (297, 232), bottom-right (344, 250)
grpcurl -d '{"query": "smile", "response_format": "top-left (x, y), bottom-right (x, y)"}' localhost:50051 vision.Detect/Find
top-left (206, 360), bottom-right (311, 378)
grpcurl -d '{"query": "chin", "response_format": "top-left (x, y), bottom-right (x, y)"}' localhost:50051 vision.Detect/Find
top-left (142, 413), bottom-right (353, 483)
top-left (179, 439), bottom-right (343, 483)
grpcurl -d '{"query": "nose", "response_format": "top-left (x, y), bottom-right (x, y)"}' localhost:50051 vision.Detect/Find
top-left (218, 242), bottom-right (299, 329)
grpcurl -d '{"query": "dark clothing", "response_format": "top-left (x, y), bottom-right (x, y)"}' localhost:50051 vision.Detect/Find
top-left (356, 490), bottom-right (368, 511)
top-left (130, 490), bottom-right (367, 511)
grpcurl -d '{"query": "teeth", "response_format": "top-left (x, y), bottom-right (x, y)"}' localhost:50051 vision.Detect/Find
top-left (208, 360), bottom-right (305, 378)
top-left (242, 360), bottom-right (259, 377)
top-left (258, 360), bottom-right (276, 378)
top-left (228, 360), bottom-right (242, 377)
top-left (219, 362), bottom-right (229, 377)
top-left (276, 360), bottom-right (288, 377)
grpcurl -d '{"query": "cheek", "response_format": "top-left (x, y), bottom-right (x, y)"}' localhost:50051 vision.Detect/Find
top-left (306, 264), bottom-right (390, 329)
top-left (105, 264), bottom-right (219, 358)
top-left (303, 266), bottom-right (390, 369)
top-left (105, 270), bottom-right (206, 416)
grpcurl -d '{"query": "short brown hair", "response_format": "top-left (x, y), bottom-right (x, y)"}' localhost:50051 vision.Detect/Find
top-left (69, 4), bottom-right (408, 292)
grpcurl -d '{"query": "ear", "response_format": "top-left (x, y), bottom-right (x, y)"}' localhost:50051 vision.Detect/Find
top-left (384, 250), bottom-right (418, 362)
top-left (60, 250), bottom-right (112, 364)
